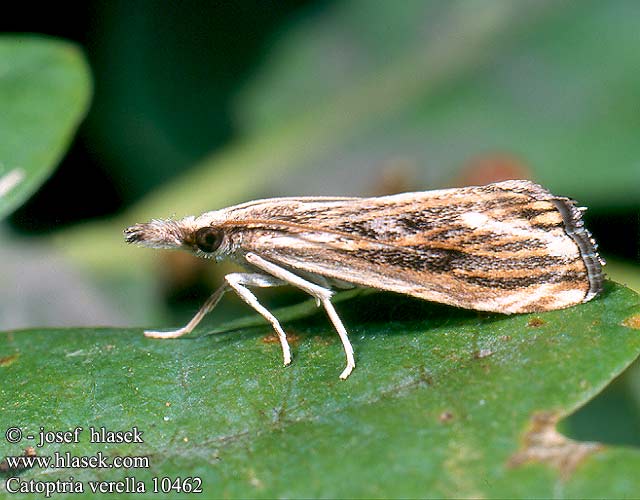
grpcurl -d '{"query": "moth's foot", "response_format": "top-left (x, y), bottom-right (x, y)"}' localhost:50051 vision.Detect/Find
top-left (282, 345), bottom-right (292, 366)
top-left (144, 328), bottom-right (189, 339)
top-left (339, 362), bottom-right (355, 380)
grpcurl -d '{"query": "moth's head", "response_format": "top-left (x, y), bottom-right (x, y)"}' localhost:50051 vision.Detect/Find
top-left (124, 214), bottom-right (229, 259)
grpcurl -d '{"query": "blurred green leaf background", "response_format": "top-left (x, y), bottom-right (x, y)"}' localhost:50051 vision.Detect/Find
top-left (1, 0), bottom-right (639, 497)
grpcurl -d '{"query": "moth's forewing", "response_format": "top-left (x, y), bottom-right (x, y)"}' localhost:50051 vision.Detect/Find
top-left (224, 181), bottom-right (602, 314)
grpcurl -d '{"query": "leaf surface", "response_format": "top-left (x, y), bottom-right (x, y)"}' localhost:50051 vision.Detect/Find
top-left (1, 282), bottom-right (639, 498)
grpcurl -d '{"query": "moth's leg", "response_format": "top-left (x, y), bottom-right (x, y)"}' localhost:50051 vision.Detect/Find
top-left (223, 273), bottom-right (292, 366)
top-left (144, 273), bottom-right (292, 366)
top-left (245, 252), bottom-right (356, 380)
top-left (322, 299), bottom-right (356, 380)
top-left (144, 281), bottom-right (228, 339)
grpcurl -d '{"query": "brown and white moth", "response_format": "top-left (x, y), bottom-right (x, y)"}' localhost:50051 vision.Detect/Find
top-left (124, 180), bottom-right (604, 379)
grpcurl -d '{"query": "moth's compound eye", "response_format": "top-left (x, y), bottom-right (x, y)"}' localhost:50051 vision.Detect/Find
top-left (195, 227), bottom-right (223, 253)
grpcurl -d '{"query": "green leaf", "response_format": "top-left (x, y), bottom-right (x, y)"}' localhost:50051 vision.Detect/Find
top-left (2, 282), bottom-right (639, 498)
top-left (0, 35), bottom-right (92, 219)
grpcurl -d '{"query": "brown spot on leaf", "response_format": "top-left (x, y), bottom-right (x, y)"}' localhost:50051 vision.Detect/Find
top-left (622, 313), bottom-right (640, 330)
top-left (311, 335), bottom-right (335, 346)
top-left (0, 447), bottom-right (36, 474)
top-left (528, 318), bottom-right (545, 328)
top-left (508, 412), bottom-right (602, 478)
top-left (262, 332), bottom-right (302, 344)
top-left (0, 353), bottom-right (19, 367)
top-left (474, 348), bottom-right (494, 359)
top-left (439, 411), bottom-right (454, 423)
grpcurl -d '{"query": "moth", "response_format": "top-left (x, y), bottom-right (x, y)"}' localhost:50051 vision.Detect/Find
top-left (124, 180), bottom-right (604, 379)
